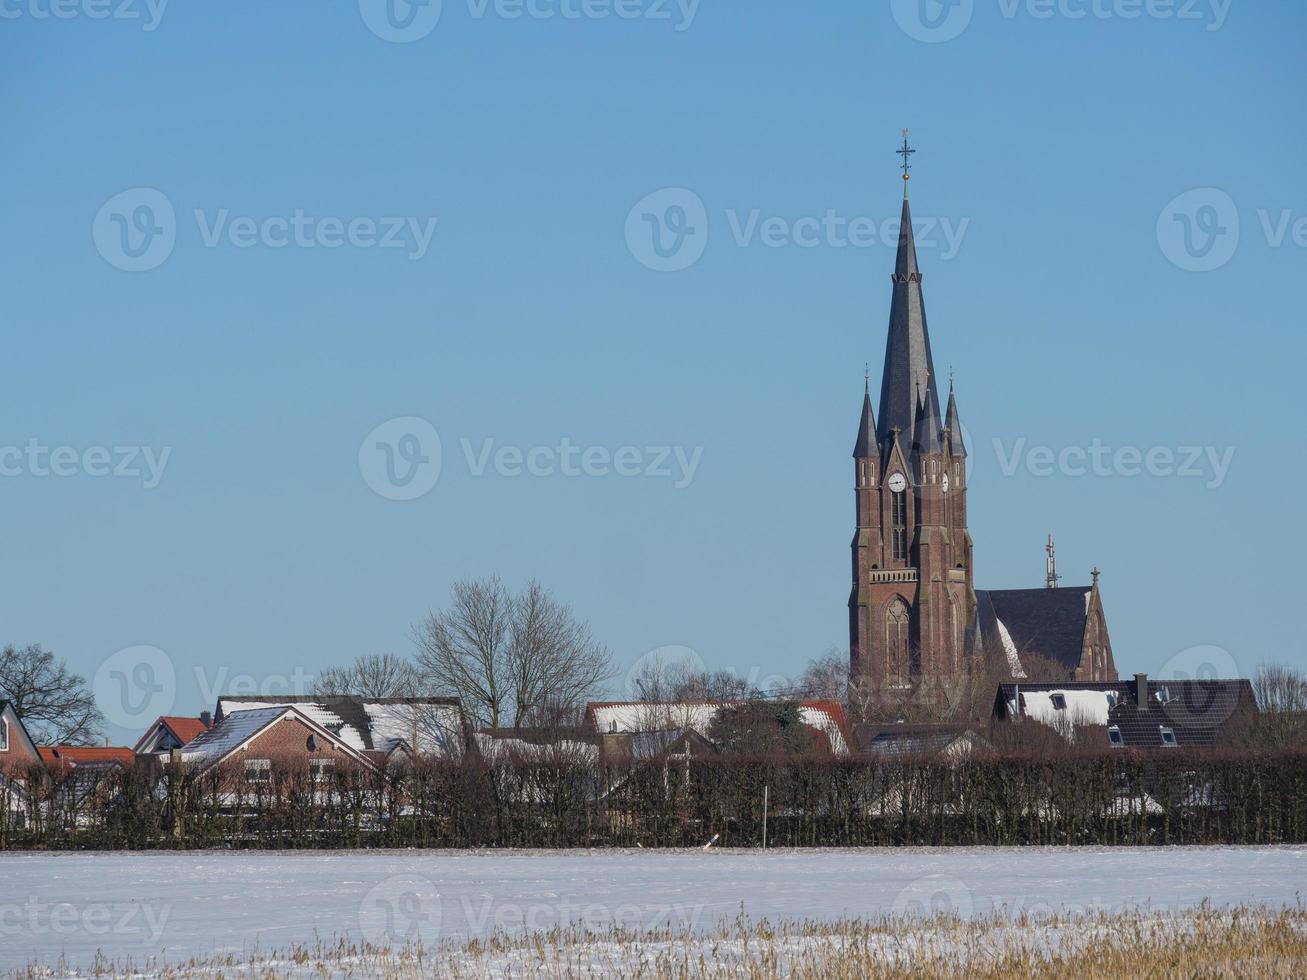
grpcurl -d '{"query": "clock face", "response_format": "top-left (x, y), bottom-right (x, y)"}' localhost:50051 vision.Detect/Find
top-left (888, 472), bottom-right (907, 494)
top-left (942, 473), bottom-right (951, 494)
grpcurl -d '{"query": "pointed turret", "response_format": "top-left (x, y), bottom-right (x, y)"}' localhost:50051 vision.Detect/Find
top-left (945, 380), bottom-right (966, 457)
top-left (911, 384), bottom-right (944, 458)
top-left (853, 385), bottom-right (877, 458)
top-left (876, 196), bottom-right (940, 449)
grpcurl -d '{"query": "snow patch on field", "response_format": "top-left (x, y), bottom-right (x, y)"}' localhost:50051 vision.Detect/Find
top-left (0, 847), bottom-right (1302, 973)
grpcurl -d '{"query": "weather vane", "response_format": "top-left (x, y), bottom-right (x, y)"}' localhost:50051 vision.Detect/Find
top-left (897, 129), bottom-right (915, 184)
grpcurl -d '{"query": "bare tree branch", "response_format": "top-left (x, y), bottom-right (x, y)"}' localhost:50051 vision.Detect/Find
top-left (0, 644), bottom-right (104, 745)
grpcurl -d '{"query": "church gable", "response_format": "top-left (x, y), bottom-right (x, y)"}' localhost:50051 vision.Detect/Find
top-left (975, 587), bottom-right (1114, 681)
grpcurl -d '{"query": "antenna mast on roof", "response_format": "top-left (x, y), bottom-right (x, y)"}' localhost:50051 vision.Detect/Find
top-left (1046, 534), bottom-right (1061, 589)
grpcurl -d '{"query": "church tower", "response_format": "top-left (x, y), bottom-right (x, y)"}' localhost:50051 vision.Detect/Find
top-left (849, 134), bottom-right (975, 698)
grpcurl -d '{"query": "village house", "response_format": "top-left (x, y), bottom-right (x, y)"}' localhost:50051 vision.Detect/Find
top-left (992, 673), bottom-right (1257, 750)
top-left (0, 701), bottom-right (43, 831)
top-left (133, 714), bottom-right (212, 755)
top-left (211, 695), bottom-right (467, 765)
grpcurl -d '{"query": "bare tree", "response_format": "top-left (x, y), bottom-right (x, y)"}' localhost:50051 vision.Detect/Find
top-left (1249, 662), bottom-right (1307, 748)
top-left (796, 648), bottom-right (848, 700)
top-left (314, 653), bottom-right (420, 698)
top-left (413, 577), bottom-right (613, 730)
top-left (0, 644), bottom-right (104, 745)
top-left (507, 581), bottom-right (613, 729)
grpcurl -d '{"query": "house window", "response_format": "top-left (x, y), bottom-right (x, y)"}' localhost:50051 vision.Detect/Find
top-left (0, 718), bottom-right (8, 752)
top-left (1050, 693), bottom-right (1067, 711)
top-left (1108, 726), bottom-right (1123, 747)
top-left (886, 599), bottom-right (910, 684)
top-left (309, 759), bottom-right (335, 783)
top-left (1155, 686), bottom-right (1171, 704)
top-left (1160, 727), bottom-right (1178, 747)
top-left (891, 489), bottom-right (908, 560)
top-left (244, 758), bottom-right (271, 784)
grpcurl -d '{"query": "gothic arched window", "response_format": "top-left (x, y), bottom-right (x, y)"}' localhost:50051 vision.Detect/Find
top-left (886, 599), bottom-right (910, 685)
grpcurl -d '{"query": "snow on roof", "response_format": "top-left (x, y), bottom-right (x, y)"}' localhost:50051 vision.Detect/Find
top-left (215, 697), bottom-right (463, 758)
top-left (473, 733), bottom-right (598, 765)
top-left (181, 707), bottom-right (290, 768)
top-left (589, 700), bottom-right (851, 756)
top-left (1018, 689), bottom-right (1114, 730)
top-left (363, 701), bottom-right (463, 756)
top-left (995, 617), bottom-right (1026, 679)
top-left (799, 705), bottom-right (849, 756)
top-left (218, 700), bottom-right (369, 750)
top-left (589, 702), bottom-right (722, 737)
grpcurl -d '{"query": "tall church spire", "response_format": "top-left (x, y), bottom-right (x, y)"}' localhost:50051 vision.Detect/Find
top-left (876, 133), bottom-right (939, 448)
top-left (945, 376), bottom-right (966, 457)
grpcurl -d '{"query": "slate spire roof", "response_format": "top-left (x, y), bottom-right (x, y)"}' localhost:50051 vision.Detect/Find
top-left (853, 387), bottom-right (877, 458)
top-left (945, 380), bottom-right (966, 457)
top-left (911, 383), bottom-right (944, 458)
top-left (876, 196), bottom-right (940, 449)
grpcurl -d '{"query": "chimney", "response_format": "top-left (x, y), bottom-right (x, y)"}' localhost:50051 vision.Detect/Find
top-left (1134, 673), bottom-right (1148, 706)
top-left (104, 736), bottom-right (110, 747)
top-left (200, 711), bottom-right (212, 728)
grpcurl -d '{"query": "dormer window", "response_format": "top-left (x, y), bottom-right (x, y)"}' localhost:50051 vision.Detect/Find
top-left (1107, 726), bottom-right (1123, 747)
top-left (1050, 693), bottom-right (1067, 711)
top-left (0, 717), bottom-right (8, 752)
top-left (1160, 727), bottom-right (1178, 747)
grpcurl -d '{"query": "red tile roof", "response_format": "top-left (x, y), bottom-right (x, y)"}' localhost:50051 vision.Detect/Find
top-left (160, 715), bottom-right (210, 744)
top-left (38, 746), bottom-right (136, 769)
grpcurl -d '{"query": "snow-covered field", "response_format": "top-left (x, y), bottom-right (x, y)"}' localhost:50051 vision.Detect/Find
top-left (1, 846), bottom-right (1303, 974)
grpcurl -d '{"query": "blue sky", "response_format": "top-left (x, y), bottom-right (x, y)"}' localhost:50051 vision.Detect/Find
top-left (3, 1), bottom-right (1303, 742)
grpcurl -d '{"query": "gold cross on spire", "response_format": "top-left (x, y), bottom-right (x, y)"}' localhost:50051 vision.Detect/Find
top-left (897, 129), bottom-right (915, 185)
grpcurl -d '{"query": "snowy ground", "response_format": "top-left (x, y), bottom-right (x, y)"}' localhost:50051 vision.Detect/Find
top-left (0, 846), bottom-right (1303, 973)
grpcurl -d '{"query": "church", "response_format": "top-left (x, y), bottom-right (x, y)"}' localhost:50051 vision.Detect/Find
top-left (848, 138), bottom-right (1116, 701)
